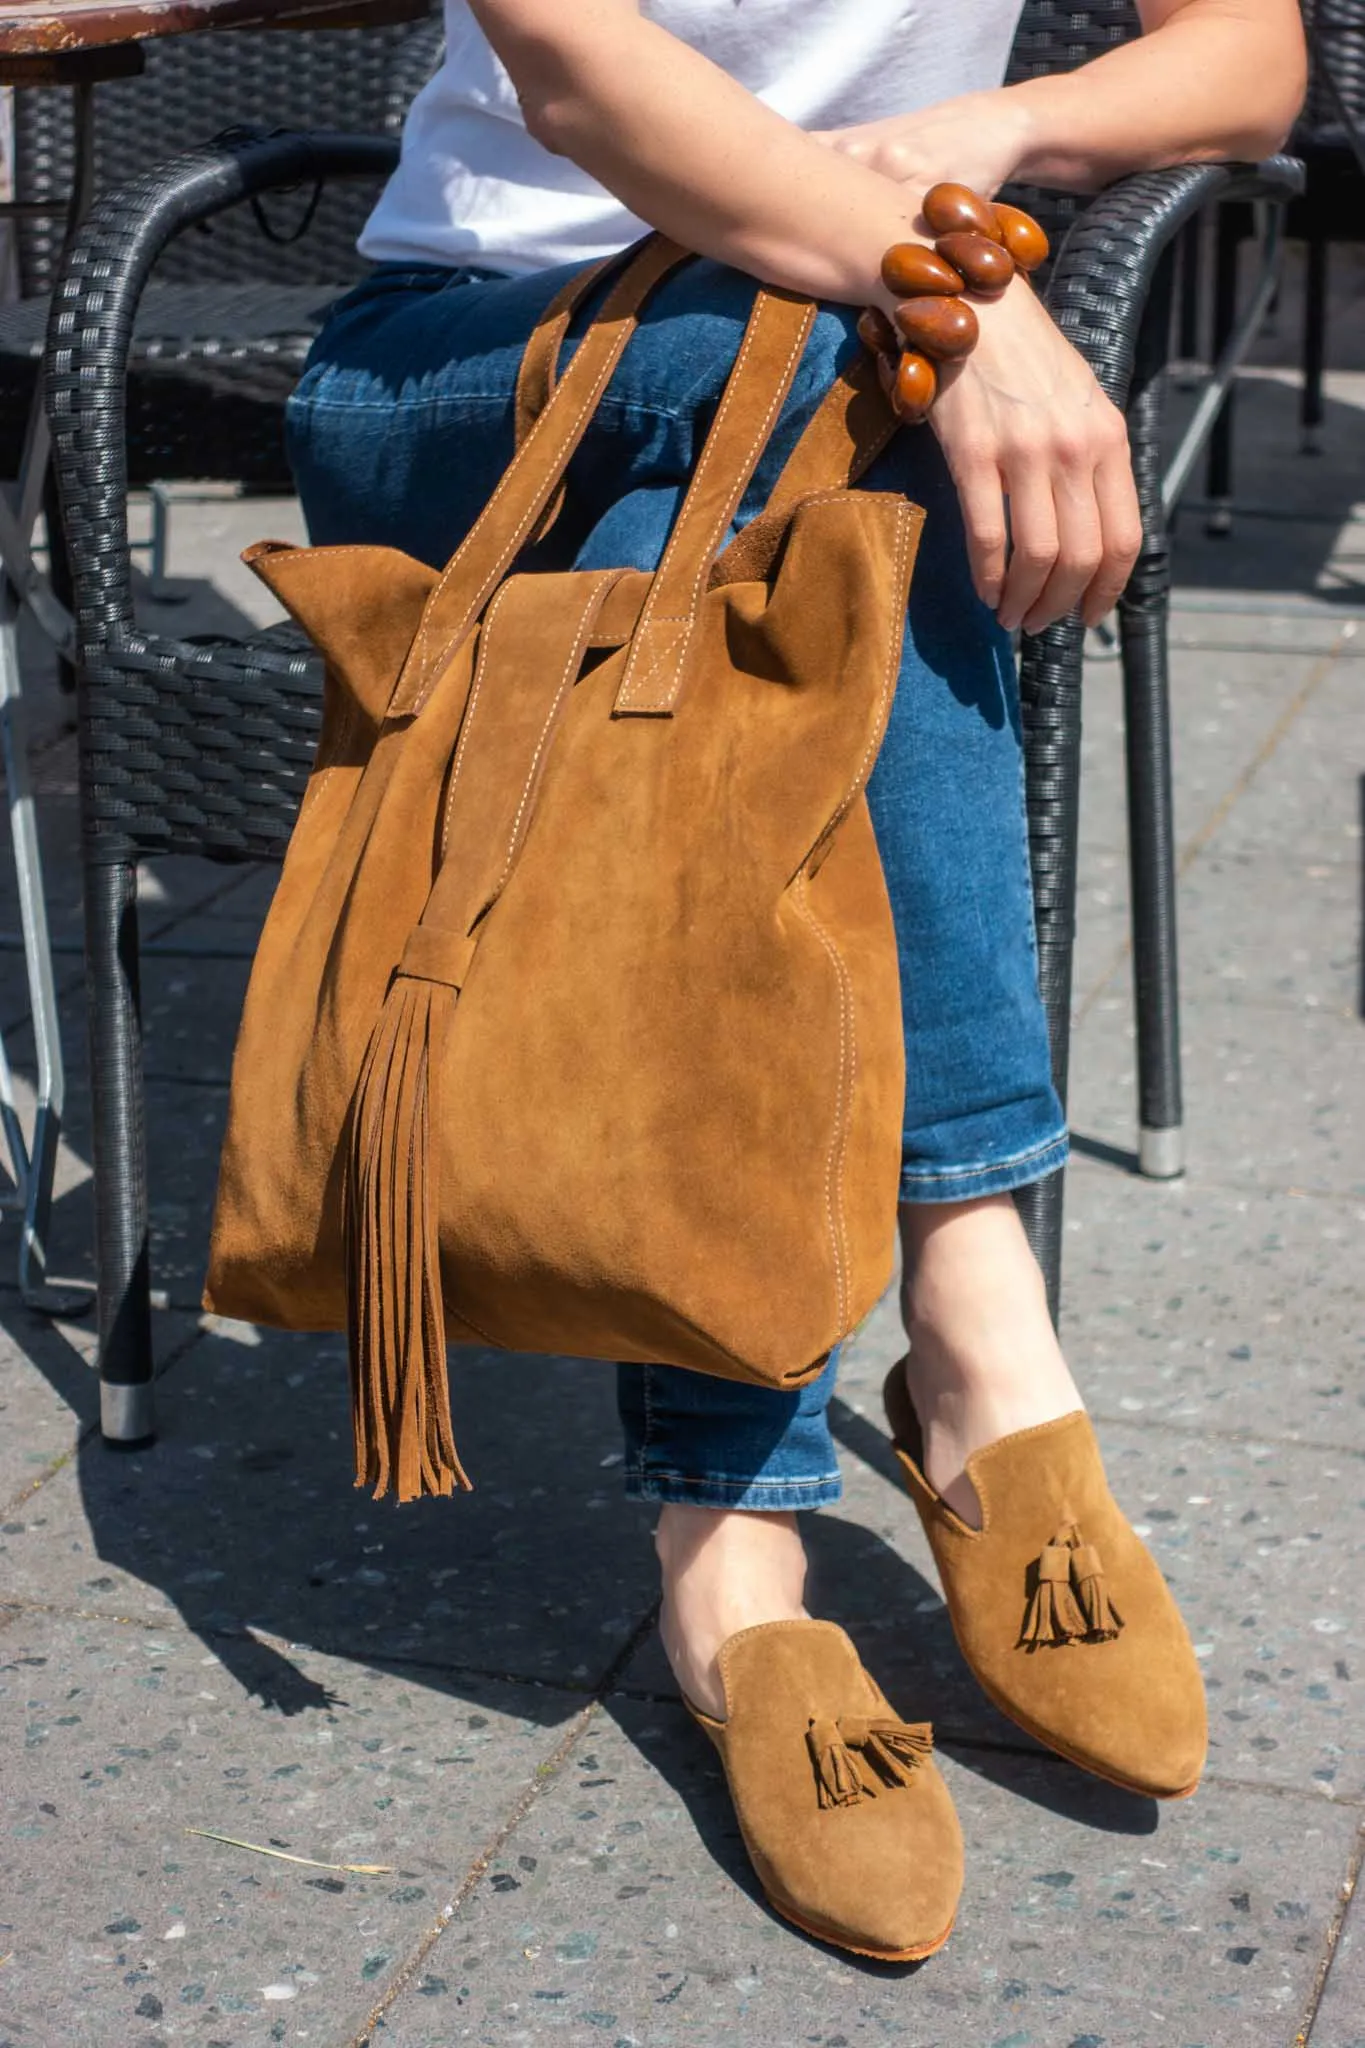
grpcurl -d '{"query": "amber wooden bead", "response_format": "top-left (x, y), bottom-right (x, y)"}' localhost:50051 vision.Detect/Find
top-left (923, 180), bottom-right (1003, 243)
top-left (857, 305), bottom-right (898, 356)
top-left (893, 294), bottom-right (979, 362)
top-left (992, 201), bottom-right (1049, 273)
top-left (934, 232), bottom-right (1015, 299)
top-left (880, 241), bottom-right (964, 300)
top-left (890, 349), bottom-right (937, 424)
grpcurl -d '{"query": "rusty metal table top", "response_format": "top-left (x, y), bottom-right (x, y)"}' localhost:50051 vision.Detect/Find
top-left (0, 0), bottom-right (427, 69)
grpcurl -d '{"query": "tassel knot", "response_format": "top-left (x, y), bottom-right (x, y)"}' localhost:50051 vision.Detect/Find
top-left (1019, 1522), bottom-right (1124, 1649)
top-left (806, 1712), bottom-right (933, 1809)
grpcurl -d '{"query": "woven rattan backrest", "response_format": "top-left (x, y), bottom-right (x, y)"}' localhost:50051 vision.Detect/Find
top-left (12, 8), bottom-right (443, 295)
top-left (1002, 0), bottom-right (1142, 260)
top-left (1297, 0), bottom-right (1365, 141)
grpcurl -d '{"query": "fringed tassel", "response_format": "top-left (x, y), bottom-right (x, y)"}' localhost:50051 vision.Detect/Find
top-left (345, 973), bottom-right (470, 1502)
top-left (859, 1718), bottom-right (934, 1789)
top-left (805, 1715), bottom-right (932, 1807)
top-left (1019, 1539), bottom-right (1087, 1646)
top-left (1071, 1543), bottom-right (1124, 1641)
top-left (806, 1716), bottom-right (870, 1810)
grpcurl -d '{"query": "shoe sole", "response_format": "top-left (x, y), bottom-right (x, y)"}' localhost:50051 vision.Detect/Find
top-left (766, 1893), bottom-right (957, 1964)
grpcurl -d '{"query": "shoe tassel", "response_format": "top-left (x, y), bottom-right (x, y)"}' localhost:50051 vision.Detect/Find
top-left (806, 1713), bottom-right (934, 1809)
top-left (1020, 1523), bottom-right (1124, 1647)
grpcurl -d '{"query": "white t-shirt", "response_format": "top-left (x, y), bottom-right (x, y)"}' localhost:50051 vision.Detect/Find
top-left (361, 0), bottom-right (1026, 274)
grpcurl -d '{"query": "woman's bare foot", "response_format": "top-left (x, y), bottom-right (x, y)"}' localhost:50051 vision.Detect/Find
top-left (900, 1194), bottom-right (1083, 1528)
top-left (655, 1503), bottom-right (809, 1720)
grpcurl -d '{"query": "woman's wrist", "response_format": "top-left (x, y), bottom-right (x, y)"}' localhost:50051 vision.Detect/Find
top-left (864, 185), bottom-right (1050, 424)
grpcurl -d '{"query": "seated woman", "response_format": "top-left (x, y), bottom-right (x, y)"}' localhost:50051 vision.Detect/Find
top-left (288, 0), bottom-right (1305, 1963)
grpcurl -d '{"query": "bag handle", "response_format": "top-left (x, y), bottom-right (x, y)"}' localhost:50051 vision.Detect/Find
top-left (389, 234), bottom-right (691, 719)
top-left (610, 283), bottom-right (817, 717)
top-left (513, 265), bottom-right (899, 553)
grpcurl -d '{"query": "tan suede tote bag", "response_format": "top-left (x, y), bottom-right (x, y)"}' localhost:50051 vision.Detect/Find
top-left (205, 236), bottom-right (923, 1500)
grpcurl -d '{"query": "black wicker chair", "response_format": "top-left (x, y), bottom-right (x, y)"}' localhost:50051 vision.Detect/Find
top-left (0, 11), bottom-right (444, 491)
top-left (1205, 0), bottom-right (1364, 512)
top-left (43, 14), bottom-right (1301, 1445)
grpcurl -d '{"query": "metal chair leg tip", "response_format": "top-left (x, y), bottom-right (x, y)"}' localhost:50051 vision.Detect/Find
top-left (1139, 1124), bottom-right (1185, 1179)
top-left (100, 1380), bottom-right (156, 1445)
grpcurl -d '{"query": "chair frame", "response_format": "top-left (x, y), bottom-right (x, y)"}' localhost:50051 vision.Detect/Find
top-left (42, 128), bottom-right (1301, 1442)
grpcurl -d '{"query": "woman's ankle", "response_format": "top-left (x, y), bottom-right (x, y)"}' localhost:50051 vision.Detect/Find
top-left (897, 1194), bottom-right (1083, 1523)
top-left (655, 1504), bottom-right (809, 1719)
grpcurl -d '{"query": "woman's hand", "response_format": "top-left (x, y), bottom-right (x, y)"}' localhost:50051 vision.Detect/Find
top-left (922, 276), bottom-right (1143, 634)
top-left (812, 91), bottom-right (1034, 201)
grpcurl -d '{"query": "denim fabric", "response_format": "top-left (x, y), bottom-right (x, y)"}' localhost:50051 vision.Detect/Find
top-left (286, 254), bottom-right (1068, 1509)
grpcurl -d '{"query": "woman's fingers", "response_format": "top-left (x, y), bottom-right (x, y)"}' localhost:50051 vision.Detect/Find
top-left (950, 449), bottom-right (1010, 613)
top-left (1018, 455), bottom-right (1104, 636)
top-left (1080, 436), bottom-right (1145, 626)
top-left (996, 460), bottom-right (1058, 633)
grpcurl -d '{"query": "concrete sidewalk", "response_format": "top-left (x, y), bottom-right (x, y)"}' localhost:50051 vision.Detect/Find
top-left (1, 257), bottom-right (1362, 2047)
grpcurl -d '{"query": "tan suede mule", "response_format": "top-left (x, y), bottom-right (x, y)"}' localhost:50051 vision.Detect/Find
top-left (685, 1618), bottom-right (963, 1961)
top-left (883, 1364), bottom-right (1207, 1801)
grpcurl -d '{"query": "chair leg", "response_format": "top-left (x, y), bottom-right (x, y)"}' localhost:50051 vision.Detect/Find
top-left (1013, 612), bottom-right (1087, 1328)
top-left (1120, 269), bottom-right (1184, 1180)
top-left (84, 855), bottom-right (156, 1446)
top-left (0, 579), bottom-right (68, 1309)
top-left (1204, 203), bottom-right (1242, 532)
top-left (1301, 231), bottom-right (1328, 455)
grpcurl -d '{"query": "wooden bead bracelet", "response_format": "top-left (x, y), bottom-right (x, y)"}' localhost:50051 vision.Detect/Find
top-left (859, 183), bottom-right (1049, 424)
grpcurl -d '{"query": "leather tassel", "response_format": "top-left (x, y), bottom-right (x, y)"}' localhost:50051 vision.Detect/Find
top-left (805, 1714), bottom-right (931, 1807)
top-left (1020, 1539), bottom-right (1087, 1646)
top-left (345, 974), bottom-right (470, 1502)
top-left (1071, 1542), bottom-right (1124, 1641)
top-left (806, 1716), bottom-right (871, 1809)
top-left (861, 1718), bottom-right (933, 1787)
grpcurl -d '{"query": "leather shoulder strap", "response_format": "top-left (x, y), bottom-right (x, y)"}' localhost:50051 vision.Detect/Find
top-left (389, 234), bottom-right (691, 719)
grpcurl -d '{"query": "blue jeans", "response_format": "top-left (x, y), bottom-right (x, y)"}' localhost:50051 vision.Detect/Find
top-left (287, 254), bottom-right (1068, 1512)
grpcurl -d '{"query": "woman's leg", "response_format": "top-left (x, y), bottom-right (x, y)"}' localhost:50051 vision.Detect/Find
top-left (856, 416), bottom-right (1080, 1528)
top-left (617, 1358), bottom-right (840, 1717)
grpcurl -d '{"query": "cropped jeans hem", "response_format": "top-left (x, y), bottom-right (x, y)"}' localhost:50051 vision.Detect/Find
top-left (621, 1466), bottom-right (844, 1511)
top-left (898, 1127), bottom-right (1070, 1204)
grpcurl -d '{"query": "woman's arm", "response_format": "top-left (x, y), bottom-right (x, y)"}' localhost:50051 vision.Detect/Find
top-left (470, 0), bottom-right (1146, 633)
top-left (817, 0), bottom-right (1307, 198)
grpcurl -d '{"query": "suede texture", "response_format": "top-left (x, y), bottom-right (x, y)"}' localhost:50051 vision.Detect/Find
top-left (883, 1365), bottom-right (1208, 1799)
top-left (203, 238), bottom-right (922, 1498)
top-left (691, 1619), bottom-right (962, 1960)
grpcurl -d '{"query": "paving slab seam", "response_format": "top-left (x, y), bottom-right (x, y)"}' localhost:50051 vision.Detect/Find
top-left (336, 1600), bottom-right (663, 2048)
top-left (1085, 1410), bottom-right (1365, 1456)
top-left (1293, 1812), bottom-right (1365, 2046)
top-left (1075, 622), bottom-right (1355, 1027)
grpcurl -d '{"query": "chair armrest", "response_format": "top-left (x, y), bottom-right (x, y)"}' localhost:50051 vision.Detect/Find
top-left (44, 128), bottom-right (399, 648)
top-left (1042, 154), bottom-right (1304, 405)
